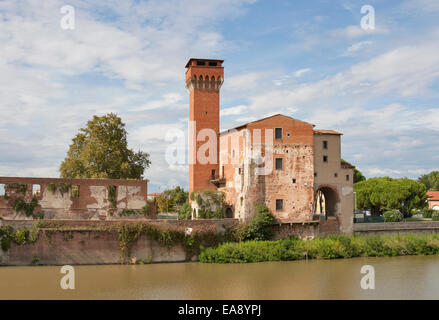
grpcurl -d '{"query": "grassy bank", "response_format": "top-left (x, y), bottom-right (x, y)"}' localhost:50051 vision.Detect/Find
top-left (199, 234), bottom-right (439, 263)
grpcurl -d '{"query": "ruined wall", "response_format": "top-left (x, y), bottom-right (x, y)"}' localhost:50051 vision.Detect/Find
top-left (0, 219), bottom-right (237, 266)
top-left (0, 177), bottom-right (154, 220)
top-left (219, 115), bottom-right (315, 223)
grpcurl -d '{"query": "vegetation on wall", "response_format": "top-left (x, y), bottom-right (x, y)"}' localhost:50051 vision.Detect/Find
top-left (59, 113), bottom-right (151, 180)
top-left (199, 234), bottom-right (439, 263)
top-left (178, 202), bottom-right (192, 220)
top-left (383, 210), bottom-right (404, 222)
top-left (13, 198), bottom-right (40, 218)
top-left (108, 185), bottom-right (117, 208)
top-left (118, 204), bottom-right (151, 217)
top-left (113, 222), bottom-right (235, 263)
top-left (236, 203), bottom-right (276, 241)
top-left (191, 190), bottom-right (226, 219)
top-left (0, 225), bottom-right (39, 252)
top-left (5, 183), bottom-right (28, 194)
top-left (47, 183), bottom-right (72, 196)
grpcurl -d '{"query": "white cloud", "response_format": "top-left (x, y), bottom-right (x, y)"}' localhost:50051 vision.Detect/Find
top-left (220, 105), bottom-right (248, 116)
top-left (294, 68), bottom-right (311, 77)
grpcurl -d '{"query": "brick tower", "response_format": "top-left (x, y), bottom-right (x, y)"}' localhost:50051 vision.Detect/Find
top-left (185, 58), bottom-right (224, 196)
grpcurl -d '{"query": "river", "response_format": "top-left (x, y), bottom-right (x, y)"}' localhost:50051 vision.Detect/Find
top-left (1, 255), bottom-right (439, 299)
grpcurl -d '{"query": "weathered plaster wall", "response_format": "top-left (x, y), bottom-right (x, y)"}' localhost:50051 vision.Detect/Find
top-left (0, 177), bottom-right (153, 220)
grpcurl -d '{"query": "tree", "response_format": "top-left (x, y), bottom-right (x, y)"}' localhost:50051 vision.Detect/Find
top-left (418, 171), bottom-right (439, 191)
top-left (156, 187), bottom-right (188, 213)
top-left (60, 113), bottom-right (150, 179)
top-left (354, 177), bottom-right (428, 217)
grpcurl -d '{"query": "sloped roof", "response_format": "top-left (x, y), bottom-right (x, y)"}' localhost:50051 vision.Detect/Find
top-left (427, 191), bottom-right (439, 201)
top-left (314, 129), bottom-right (343, 135)
top-left (341, 159), bottom-right (355, 169)
top-left (220, 114), bottom-right (314, 135)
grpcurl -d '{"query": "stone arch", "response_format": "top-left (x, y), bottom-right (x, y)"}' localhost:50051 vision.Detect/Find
top-left (210, 75), bottom-right (215, 90)
top-left (205, 75), bottom-right (210, 89)
top-left (314, 184), bottom-right (340, 219)
top-left (199, 75), bottom-right (203, 89)
top-left (225, 206), bottom-right (234, 218)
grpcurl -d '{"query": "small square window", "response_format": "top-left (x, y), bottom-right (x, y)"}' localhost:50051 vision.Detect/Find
top-left (72, 185), bottom-right (80, 198)
top-left (346, 175), bottom-right (350, 181)
top-left (276, 199), bottom-right (283, 211)
top-left (292, 178), bottom-right (296, 184)
top-left (197, 61), bottom-right (205, 66)
top-left (275, 158), bottom-right (283, 170)
top-left (334, 173), bottom-right (338, 178)
top-left (275, 128), bottom-right (282, 139)
top-left (323, 156), bottom-right (328, 162)
top-left (32, 184), bottom-right (41, 197)
top-left (314, 172), bottom-right (317, 177)
top-left (208, 61), bottom-right (217, 66)
top-left (323, 141), bottom-right (328, 149)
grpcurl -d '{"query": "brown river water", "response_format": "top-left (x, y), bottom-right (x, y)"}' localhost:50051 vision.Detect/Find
top-left (1, 255), bottom-right (439, 299)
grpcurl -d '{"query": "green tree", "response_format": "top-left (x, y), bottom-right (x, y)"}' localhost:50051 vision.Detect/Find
top-left (60, 113), bottom-right (150, 179)
top-left (418, 171), bottom-right (439, 191)
top-left (354, 177), bottom-right (428, 217)
top-left (178, 202), bottom-right (192, 220)
top-left (156, 186), bottom-right (189, 213)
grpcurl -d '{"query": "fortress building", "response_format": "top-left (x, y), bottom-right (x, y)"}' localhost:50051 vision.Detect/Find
top-left (186, 58), bottom-right (354, 234)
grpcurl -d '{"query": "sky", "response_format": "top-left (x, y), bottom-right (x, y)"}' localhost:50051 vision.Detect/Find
top-left (0, 0), bottom-right (438, 192)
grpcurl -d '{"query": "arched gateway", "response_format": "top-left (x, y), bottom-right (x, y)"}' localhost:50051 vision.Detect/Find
top-left (314, 185), bottom-right (340, 219)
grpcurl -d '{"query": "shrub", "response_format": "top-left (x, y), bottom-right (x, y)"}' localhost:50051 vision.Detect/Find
top-left (422, 209), bottom-right (435, 219)
top-left (178, 202), bottom-right (192, 220)
top-left (383, 210), bottom-right (404, 222)
top-left (238, 203), bottom-right (276, 241)
top-left (432, 212), bottom-right (439, 221)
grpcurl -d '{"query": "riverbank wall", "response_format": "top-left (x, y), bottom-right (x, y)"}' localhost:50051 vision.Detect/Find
top-left (353, 221), bottom-right (439, 236)
top-left (0, 219), bottom-right (238, 266)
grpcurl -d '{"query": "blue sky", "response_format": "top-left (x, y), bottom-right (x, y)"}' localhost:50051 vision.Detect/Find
top-left (0, 0), bottom-right (438, 192)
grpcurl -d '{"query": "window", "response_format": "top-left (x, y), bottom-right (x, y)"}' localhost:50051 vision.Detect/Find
top-left (286, 133), bottom-right (291, 137)
top-left (275, 158), bottom-right (283, 170)
top-left (276, 199), bottom-right (283, 211)
top-left (211, 170), bottom-right (216, 178)
top-left (292, 178), bottom-right (296, 184)
top-left (323, 141), bottom-right (328, 149)
top-left (314, 172), bottom-right (317, 177)
top-left (334, 173), bottom-right (338, 178)
top-left (32, 184), bottom-right (41, 197)
top-left (72, 185), bottom-right (80, 198)
top-left (238, 167), bottom-right (242, 175)
top-left (346, 174), bottom-right (350, 181)
top-left (208, 61), bottom-right (217, 66)
top-left (197, 61), bottom-right (205, 66)
top-left (0, 184), bottom-right (5, 197)
top-left (323, 155), bottom-right (328, 162)
top-left (275, 128), bottom-right (282, 139)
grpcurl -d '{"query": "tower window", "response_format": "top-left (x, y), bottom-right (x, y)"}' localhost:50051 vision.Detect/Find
top-left (323, 141), bottom-right (328, 149)
top-left (292, 178), bottom-right (296, 184)
top-left (275, 158), bottom-right (283, 170)
top-left (211, 170), bottom-right (216, 178)
top-left (276, 199), bottom-right (283, 211)
top-left (346, 174), bottom-right (350, 181)
top-left (334, 173), bottom-right (338, 178)
top-left (275, 128), bottom-right (282, 139)
top-left (197, 61), bottom-right (205, 66)
top-left (323, 155), bottom-right (328, 162)
top-left (208, 61), bottom-right (217, 66)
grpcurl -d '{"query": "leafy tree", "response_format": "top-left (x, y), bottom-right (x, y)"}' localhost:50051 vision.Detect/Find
top-left (156, 186), bottom-right (189, 213)
top-left (60, 113), bottom-right (150, 179)
top-left (354, 177), bottom-right (428, 217)
top-left (238, 203), bottom-right (276, 241)
top-left (418, 171), bottom-right (439, 191)
top-left (178, 202), bottom-right (192, 220)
